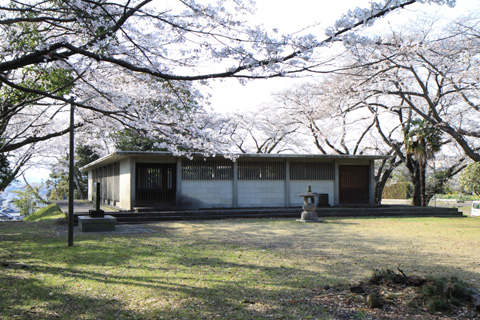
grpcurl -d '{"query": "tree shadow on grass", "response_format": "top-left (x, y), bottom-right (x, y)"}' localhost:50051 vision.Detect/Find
top-left (1, 219), bottom-right (479, 319)
top-left (181, 218), bottom-right (480, 282)
top-left (1, 251), bottom-right (333, 319)
top-left (0, 271), bottom-right (136, 320)
top-left (4, 245), bottom-right (478, 320)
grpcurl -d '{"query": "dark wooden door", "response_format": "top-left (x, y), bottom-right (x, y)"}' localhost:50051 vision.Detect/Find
top-left (339, 165), bottom-right (369, 204)
top-left (136, 163), bottom-right (176, 207)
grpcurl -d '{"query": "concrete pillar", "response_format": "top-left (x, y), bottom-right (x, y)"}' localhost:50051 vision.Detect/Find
top-left (334, 160), bottom-right (340, 206)
top-left (108, 164), bottom-right (113, 204)
top-left (130, 158), bottom-right (136, 209)
top-left (119, 158), bottom-right (134, 210)
top-left (232, 161), bottom-right (238, 207)
top-left (87, 171), bottom-right (93, 201)
top-left (285, 159), bottom-right (290, 207)
top-left (369, 159), bottom-right (375, 205)
top-left (176, 158), bottom-right (182, 205)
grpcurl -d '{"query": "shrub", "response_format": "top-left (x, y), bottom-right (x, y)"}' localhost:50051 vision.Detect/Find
top-left (458, 162), bottom-right (480, 196)
top-left (421, 276), bottom-right (470, 313)
top-left (426, 297), bottom-right (450, 313)
top-left (382, 182), bottom-right (413, 199)
top-left (437, 193), bottom-right (479, 201)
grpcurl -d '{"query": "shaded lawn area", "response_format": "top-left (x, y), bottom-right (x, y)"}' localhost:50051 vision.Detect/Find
top-left (0, 216), bottom-right (479, 319)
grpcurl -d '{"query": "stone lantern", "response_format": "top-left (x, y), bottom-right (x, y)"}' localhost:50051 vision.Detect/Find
top-left (298, 185), bottom-right (321, 222)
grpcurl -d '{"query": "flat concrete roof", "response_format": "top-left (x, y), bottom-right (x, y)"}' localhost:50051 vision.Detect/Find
top-left (81, 151), bottom-right (391, 171)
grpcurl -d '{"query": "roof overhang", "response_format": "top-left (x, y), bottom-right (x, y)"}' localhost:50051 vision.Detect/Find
top-left (80, 151), bottom-right (392, 172)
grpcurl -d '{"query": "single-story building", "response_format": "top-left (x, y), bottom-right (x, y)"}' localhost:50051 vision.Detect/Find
top-left (80, 152), bottom-right (389, 211)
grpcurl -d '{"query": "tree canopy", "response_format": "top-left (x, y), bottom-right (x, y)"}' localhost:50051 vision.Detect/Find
top-left (46, 142), bottom-right (100, 200)
top-left (269, 9), bottom-right (478, 205)
top-left (0, 0), bottom-right (457, 189)
top-left (459, 162), bottom-right (480, 196)
top-left (0, 148), bottom-right (13, 191)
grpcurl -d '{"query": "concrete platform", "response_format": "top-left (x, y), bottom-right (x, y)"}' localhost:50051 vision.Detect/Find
top-left (55, 224), bottom-right (155, 236)
top-left (78, 215), bottom-right (116, 232)
top-left (55, 200), bottom-right (464, 224)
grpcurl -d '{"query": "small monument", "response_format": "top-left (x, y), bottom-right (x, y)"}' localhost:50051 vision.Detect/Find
top-left (297, 185), bottom-right (322, 222)
top-left (78, 183), bottom-right (116, 232)
top-left (89, 182), bottom-right (105, 218)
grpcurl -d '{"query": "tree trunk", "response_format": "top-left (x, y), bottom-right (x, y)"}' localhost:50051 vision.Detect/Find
top-left (411, 162), bottom-right (422, 206)
top-left (375, 171), bottom-right (390, 204)
top-left (420, 161), bottom-right (427, 206)
top-left (374, 157), bottom-right (400, 204)
top-left (73, 172), bottom-right (85, 200)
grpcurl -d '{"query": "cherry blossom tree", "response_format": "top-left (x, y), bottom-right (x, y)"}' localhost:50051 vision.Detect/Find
top-left (370, 100), bottom-right (468, 205)
top-left (274, 78), bottom-right (382, 155)
top-left (71, 71), bottom-right (232, 156)
top-left (0, 0), bottom-right (455, 148)
top-left (277, 74), bottom-right (468, 205)
top-left (225, 106), bottom-right (304, 154)
top-left (1, 0), bottom-right (452, 83)
top-left (274, 77), bottom-right (402, 203)
top-left (0, 0), bottom-right (455, 188)
top-left (272, 9), bottom-right (479, 205)
top-left (347, 13), bottom-right (480, 162)
top-left (338, 13), bottom-right (478, 205)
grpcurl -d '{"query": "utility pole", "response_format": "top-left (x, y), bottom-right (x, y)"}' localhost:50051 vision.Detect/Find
top-left (68, 97), bottom-right (75, 247)
top-left (67, 95), bottom-right (98, 246)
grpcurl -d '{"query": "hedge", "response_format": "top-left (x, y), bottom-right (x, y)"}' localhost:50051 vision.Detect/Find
top-left (382, 182), bottom-right (413, 199)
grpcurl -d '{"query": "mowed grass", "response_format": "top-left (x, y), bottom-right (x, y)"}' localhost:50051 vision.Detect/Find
top-left (0, 214), bottom-right (479, 319)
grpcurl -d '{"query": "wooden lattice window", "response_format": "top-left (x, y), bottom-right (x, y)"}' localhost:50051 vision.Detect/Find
top-left (136, 163), bottom-right (176, 205)
top-left (290, 162), bottom-right (334, 180)
top-left (182, 160), bottom-right (233, 180)
top-left (238, 161), bottom-right (285, 180)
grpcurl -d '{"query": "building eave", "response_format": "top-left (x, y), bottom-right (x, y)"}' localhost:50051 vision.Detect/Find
top-left (80, 151), bottom-right (392, 172)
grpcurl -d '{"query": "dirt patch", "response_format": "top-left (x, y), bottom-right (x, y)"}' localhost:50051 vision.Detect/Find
top-left (313, 269), bottom-right (479, 319)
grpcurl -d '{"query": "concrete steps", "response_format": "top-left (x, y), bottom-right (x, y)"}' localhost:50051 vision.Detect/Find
top-left (73, 205), bottom-right (463, 224)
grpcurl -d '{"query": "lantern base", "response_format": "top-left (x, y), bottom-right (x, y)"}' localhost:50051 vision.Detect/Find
top-left (299, 210), bottom-right (321, 222)
top-left (297, 218), bottom-right (324, 223)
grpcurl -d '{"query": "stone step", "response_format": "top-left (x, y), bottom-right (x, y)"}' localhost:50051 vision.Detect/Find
top-left (73, 205), bottom-right (463, 224)
top-left (112, 207), bottom-right (459, 216)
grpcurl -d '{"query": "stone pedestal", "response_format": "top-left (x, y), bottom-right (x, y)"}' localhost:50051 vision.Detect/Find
top-left (301, 203), bottom-right (319, 221)
top-left (78, 215), bottom-right (116, 232)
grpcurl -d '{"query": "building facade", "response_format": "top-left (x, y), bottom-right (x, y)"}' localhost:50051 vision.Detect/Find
top-left (81, 152), bottom-right (389, 211)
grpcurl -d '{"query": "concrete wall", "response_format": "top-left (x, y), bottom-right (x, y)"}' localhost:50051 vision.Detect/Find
top-left (181, 181), bottom-right (233, 208)
top-left (85, 155), bottom-right (379, 210)
top-left (180, 180), bottom-right (333, 208)
top-left (290, 181), bottom-right (335, 206)
top-left (238, 181), bottom-right (285, 207)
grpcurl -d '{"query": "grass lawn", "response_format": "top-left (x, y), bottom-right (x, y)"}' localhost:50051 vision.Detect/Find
top-left (1, 210), bottom-right (479, 319)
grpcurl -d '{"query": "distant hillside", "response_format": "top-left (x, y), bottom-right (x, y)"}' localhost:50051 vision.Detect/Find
top-left (2, 181), bottom-right (51, 217)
